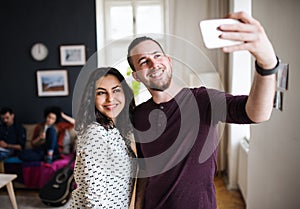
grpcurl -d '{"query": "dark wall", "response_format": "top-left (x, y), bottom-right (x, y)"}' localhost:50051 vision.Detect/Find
top-left (0, 0), bottom-right (97, 123)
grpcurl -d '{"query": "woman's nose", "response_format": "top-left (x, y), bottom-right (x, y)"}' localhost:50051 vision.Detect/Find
top-left (106, 92), bottom-right (114, 102)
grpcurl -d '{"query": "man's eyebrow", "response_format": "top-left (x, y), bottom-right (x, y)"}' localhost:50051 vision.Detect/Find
top-left (137, 51), bottom-right (162, 63)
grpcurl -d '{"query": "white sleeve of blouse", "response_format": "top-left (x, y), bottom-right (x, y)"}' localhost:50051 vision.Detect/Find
top-left (74, 124), bottom-right (110, 208)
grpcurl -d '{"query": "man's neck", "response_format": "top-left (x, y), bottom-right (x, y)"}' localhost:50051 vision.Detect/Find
top-left (5, 122), bottom-right (13, 127)
top-left (149, 81), bottom-right (182, 104)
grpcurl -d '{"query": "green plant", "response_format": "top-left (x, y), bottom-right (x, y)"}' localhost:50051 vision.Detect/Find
top-left (126, 67), bottom-right (140, 96)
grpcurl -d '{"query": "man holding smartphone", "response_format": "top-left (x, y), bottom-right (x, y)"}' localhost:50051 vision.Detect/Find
top-left (127, 11), bottom-right (279, 209)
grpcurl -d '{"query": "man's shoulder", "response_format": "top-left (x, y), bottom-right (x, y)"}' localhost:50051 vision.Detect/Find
top-left (190, 86), bottom-right (227, 98)
top-left (7, 123), bottom-right (26, 136)
top-left (134, 98), bottom-right (153, 112)
top-left (13, 122), bottom-right (26, 130)
top-left (189, 86), bottom-right (216, 93)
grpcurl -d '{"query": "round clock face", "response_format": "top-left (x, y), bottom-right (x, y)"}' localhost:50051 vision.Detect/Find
top-left (31, 43), bottom-right (48, 61)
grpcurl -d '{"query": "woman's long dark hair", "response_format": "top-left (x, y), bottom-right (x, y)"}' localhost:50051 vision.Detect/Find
top-left (75, 67), bottom-right (135, 138)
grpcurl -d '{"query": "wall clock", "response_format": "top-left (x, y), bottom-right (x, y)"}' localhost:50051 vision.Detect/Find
top-left (31, 43), bottom-right (48, 61)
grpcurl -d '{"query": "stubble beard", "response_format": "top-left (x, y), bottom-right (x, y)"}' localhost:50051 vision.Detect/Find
top-left (149, 70), bottom-right (172, 92)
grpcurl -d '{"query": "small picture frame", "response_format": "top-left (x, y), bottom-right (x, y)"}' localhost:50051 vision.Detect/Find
top-left (36, 70), bottom-right (69, 97)
top-left (60, 45), bottom-right (86, 66)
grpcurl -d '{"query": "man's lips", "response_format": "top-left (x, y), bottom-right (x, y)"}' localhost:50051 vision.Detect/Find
top-left (148, 69), bottom-right (164, 79)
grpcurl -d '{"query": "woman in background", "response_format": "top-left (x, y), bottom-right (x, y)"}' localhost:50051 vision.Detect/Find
top-left (69, 67), bottom-right (136, 208)
top-left (19, 106), bottom-right (75, 165)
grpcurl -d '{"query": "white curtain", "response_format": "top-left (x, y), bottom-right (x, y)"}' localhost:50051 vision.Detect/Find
top-left (167, 0), bottom-right (229, 172)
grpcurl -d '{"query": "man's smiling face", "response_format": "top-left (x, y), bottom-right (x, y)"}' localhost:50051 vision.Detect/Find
top-left (130, 40), bottom-right (172, 92)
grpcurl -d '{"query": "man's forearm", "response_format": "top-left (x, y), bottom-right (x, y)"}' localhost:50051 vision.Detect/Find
top-left (7, 143), bottom-right (22, 151)
top-left (219, 11), bottom-right (278, 123)
top-left (246, 70), bottom-right (276, 123)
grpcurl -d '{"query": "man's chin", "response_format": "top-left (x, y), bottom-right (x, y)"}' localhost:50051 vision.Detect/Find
top-left (150, 87), bottom-right (165, 92)
top-left (148, 82), bottom-right (171, 92)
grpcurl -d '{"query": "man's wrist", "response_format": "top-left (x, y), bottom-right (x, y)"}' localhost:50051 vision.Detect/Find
top-left (255, 56), bottom-right (280, 76)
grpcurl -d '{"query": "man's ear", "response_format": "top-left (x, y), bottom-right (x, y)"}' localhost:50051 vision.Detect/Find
top-left (167, 55), bottom-right (172, 68)
top-left (132, 71), bottom-right (141, 82)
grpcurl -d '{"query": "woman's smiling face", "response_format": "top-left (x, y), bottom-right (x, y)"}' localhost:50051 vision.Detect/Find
top-left (94, 74), bottom-right (125, 122)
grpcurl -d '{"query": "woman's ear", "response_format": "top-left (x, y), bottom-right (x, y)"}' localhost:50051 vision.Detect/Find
top-left (132, 71), bottom-right (141, 82)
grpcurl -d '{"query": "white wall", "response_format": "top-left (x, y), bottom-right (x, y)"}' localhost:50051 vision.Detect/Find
top-left (248, 1), bottom-right (300, 208)
top-left (167, 0), bottom-right (224, 83)
top-left (227, 0), bottom-right (252, 190)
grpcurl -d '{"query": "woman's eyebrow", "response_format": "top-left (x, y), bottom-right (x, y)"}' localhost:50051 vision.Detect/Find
top-left (96, 85), bottom-right (121, 91)
top-left (96, 87), bottom-right (106, 91)
top-left (112, 85), bottom-right (121, 90)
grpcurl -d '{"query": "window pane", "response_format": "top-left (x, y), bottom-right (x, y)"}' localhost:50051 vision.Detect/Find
top-left (109, 6), bottom-right (133, 39)
top-left (136, 5), bottom-right (163, 34)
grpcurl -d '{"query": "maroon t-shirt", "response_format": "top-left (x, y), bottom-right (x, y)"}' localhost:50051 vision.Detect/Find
top-left (133, 87), bottom-right (253, 209)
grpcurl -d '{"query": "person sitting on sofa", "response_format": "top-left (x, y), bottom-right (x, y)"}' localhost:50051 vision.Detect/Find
top-left (0, 107), bottom-right (26, 161)
top-left (19, 106), bottom-right (75, 165)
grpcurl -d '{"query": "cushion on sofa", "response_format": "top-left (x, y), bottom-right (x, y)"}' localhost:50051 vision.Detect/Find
top-left (23, 124), bottom-right (37, 149)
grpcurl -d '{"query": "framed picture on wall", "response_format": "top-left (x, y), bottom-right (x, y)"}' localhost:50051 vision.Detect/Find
top-left (60, 45), bottom-right (86, 66)
top-left (36, 69), bottom-right (69, 97)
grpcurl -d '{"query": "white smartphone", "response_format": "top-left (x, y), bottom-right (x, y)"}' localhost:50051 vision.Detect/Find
top-left (199, 18), bottom-right (242, 49)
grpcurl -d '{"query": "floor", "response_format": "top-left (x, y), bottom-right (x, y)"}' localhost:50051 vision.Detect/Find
top-left (0, 175), bottom-right (245, 209)
top-left (215, 175), bottom-right (246, 209)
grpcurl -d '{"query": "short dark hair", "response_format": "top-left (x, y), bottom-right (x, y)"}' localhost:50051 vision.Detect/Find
top-left (44, 106), bottom-right (61, 124)
top-left (0, 107), bottom-right (14, 115)
top-left (127, 36), bottom-right (165, 71)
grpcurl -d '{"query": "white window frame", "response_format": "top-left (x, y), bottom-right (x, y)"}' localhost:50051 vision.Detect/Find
top-left (97, 0), bottom-right (167, 47)
top-left (103, 0), bottom-right (166, 42)
top-left (95, 0), bottom-right (168, 104)
top-left (104, 0), bottom-right (133, 41)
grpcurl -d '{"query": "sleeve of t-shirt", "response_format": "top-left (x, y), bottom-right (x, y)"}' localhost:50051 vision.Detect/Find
top-left (225, 94), bottom-right (254, 124)
top-left (194, 87), bottom-right (253, 124)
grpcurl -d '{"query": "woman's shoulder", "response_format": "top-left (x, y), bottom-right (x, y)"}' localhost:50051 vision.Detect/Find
top-left (77, 122), bottom-right (109, 148)
top-left (56, 121), bottom-right (74, 130)
top-left (86, 121), bottom-right (105, 131)
top-left (35, 122), bottom-right (45, 127)
top-left (80, 122), bottom-right (107, 138)
top-left (34, 122), bottom-right (44, 130)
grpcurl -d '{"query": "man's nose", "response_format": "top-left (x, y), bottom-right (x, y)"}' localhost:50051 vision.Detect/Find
top-left (149, 58), bottom-right (159, 69)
